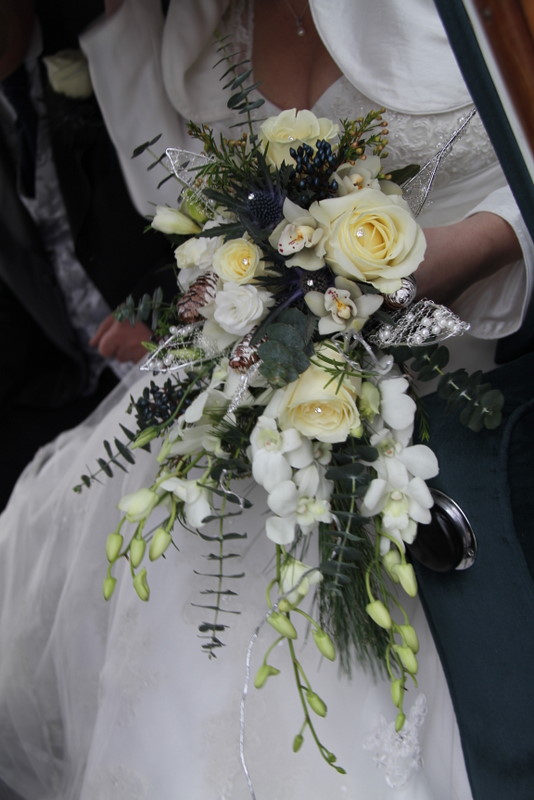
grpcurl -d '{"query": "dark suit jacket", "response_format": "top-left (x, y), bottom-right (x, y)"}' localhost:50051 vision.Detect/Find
top-left (0, 51), bottom-right (174, 410)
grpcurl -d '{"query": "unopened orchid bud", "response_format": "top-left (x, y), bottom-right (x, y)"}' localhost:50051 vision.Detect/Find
top-left (131, 426), bottom-right (160, 449)
top-left (253, 664), bottom-right (281, 689)
top-left (365, 599), bottom-right (392, 630)
top-left (132, 567), bottom-right (150, 602)
top-left (129, 537), bottom-right (146, 568)
top-left (306, 690), bottom-right (327, 717)
top-left (105, 532), bottom-right (123, 563)
top-left (398, 624), bottom-right (419, 653)
top-left (393, 644), bottom-right (418, 675)
top-left (390, 678), bottom-right (404, 708)
top-left (382, 549), bottom-right (401, 581)
top-left (102, 575), bottom-right (117, 600)
top-left (293, 734), bottom-right (304, 752)
top-left (267, 611), bottom-right (298, 639)
top-left (395, 712), bottom-right (406, 732)
top-left (312, 629), bottom-right (336, 661)
top-left (149, 528), bottom-right (172, 561)
top-left (395, 563), bottom-right (418, 597)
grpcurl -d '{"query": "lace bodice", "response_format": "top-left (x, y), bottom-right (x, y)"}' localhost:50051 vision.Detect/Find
top-left (223, 0), bottom-right (496, 197)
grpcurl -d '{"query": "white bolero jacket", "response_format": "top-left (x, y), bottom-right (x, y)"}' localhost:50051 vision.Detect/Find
top-left (80, 0), bottom-right (533, 362)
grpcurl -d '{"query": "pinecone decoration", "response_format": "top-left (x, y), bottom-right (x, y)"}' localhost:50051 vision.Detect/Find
top-left (229, 330), bottom-right (263, 372)
top-left (176, 271), bottom-right (218, 323)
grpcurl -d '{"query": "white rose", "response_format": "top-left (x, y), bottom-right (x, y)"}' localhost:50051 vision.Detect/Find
top-left (309, 188), bottom-right (426, 293)
top-left (174, 236), bottom-right (218, 271)
top-left (259, 109), bottom-right (339, 169)
top-left (268, 348), bottom-right (362, 443)
top-left (208, 282), bottom-right (274, 335)
top-left (151, 206), bottom-right (201, 235)
top-left (212, 238), bottom-right (263, 284)
top-left (43, 49), bottom-right (93, 99)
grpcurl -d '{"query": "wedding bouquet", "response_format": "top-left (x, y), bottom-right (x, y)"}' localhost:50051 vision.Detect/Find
top-left (79, 81), bottom-right (502, 770)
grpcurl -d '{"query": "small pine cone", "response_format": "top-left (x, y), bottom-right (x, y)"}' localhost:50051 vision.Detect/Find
top-left (176, 271), bottom-right (218, 323)
top-left (229, 330), bottom-right (262, 372)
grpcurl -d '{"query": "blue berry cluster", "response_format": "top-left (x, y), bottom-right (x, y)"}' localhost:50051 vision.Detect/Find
top-left (288, 139), bottom-right (339, 207)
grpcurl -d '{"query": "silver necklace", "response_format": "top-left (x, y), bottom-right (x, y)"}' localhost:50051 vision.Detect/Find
top-left (283, 0), bottom-right (309, 36)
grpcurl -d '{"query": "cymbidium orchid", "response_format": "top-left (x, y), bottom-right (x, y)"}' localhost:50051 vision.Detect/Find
top-left (269, 198), bottom-right (326, 270)
top-left (304, 275), bottom-right (383, 335)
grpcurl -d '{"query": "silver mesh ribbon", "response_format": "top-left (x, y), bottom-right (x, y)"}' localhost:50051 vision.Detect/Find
top-left (165, 147), bottom-right (215, 214)
top-left (367, 299), bottom-right (470, 348)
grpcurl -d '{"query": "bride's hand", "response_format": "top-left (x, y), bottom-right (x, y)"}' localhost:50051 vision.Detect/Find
top-left (90, 315), bottom-right (151, 363)
top-left (416, 212), bottom-right (521, 306)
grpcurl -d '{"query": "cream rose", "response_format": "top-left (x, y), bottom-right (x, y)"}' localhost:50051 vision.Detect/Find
top-left (309, 188), bottom-right (426, 293)
top-left (212, 238), bottom-right (263, 284)
top-left (268, 349), bottom-right (362, 443)
top-left (259, 109), bottom-right (339, 169)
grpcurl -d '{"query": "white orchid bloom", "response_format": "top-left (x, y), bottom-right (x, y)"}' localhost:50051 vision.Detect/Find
top-left (250, 416), bottom-right (311, 492)
top-left (305, 275), bottom-right (383, 335)
top-left (266, 466), bottom-right (333, 545)
top-left (370, 428), bottom-right (439, 481)
top-left (361, 465), bottom-right (434, 550)
top-left (379, 377), bottom-right (417, 431)
top-left (160, 476), bottom-right (211, 529)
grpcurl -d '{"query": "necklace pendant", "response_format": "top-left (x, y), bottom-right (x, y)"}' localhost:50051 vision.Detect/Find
top-left (296, 21), bottom-right (306, 36)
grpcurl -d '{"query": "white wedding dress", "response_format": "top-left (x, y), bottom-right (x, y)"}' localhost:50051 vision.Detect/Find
top-left (0, 2), bottom-right (532, 799)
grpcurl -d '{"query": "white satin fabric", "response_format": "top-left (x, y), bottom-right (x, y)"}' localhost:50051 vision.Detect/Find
top-left (0, 2), bottom-right (532, 798)
top-left (0, 372), bottom-right (472, 800)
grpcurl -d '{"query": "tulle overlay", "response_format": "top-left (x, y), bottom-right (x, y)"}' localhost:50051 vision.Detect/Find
top-left (0, 372), bottom-right (471, 799)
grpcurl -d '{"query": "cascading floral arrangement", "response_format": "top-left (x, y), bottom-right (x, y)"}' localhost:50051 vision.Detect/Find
top-left (77, 67), bottom-right (503, 772)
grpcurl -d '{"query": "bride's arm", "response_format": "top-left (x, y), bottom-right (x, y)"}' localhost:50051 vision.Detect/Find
top-left (417, 212), bottom-right (522, 306)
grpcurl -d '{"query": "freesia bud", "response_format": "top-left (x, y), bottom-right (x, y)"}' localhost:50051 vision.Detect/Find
top-left (105, 532), bottom-right (123, 563)
top-left (394, 563), bottom-right (418, 597)
top-left (149, 528), bottom-right (172, 561)
top-left (312, 629), bottom-right (336, 661)
top-left (398, 624), bottom-right (419, 653)
top-left (102, 575), bottom-right (117, 600)
top-left (129, 537), bottom-right (146, 568)
top-left (365, 600), bottom-right (392, 630)
top-left (253, 664), bottom-right (280, 689)
top-left (306, 690), bottom-right (327, 717)
top-left (293, 734), bottom-right (304, 752)
top-left (151, 205), bottom-right (201, 235)
top-left (267, 611), bottom-right (298, 639)
top-left (393, 644), bottom-right (418, 675)
top-left (132, 567), bottom-right (150, 602)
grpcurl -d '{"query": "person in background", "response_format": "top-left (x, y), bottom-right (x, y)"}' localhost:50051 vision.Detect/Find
top-left (0, 0), bottom-right (174, 508)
